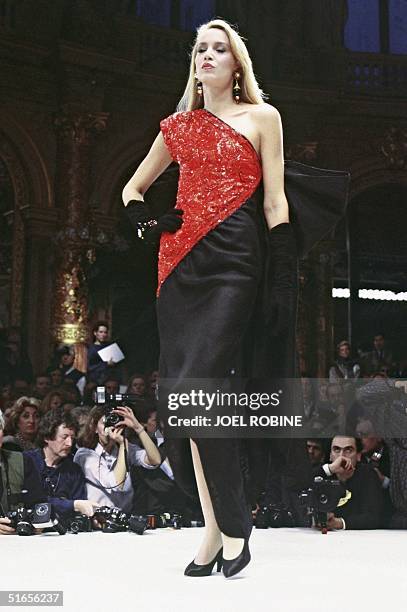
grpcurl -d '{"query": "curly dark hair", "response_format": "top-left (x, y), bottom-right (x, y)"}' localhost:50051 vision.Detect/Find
top-left (36, 406), bottom-right (79, 448)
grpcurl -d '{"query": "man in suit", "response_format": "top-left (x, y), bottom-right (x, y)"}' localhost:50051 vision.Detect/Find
top-left (315, 435), bottom-right (383, 530)
top-left (362, 333), bottom-right (393, 376)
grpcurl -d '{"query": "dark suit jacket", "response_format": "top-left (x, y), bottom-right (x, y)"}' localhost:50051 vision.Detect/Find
top-left (316, 463), bottom-right (383, 529)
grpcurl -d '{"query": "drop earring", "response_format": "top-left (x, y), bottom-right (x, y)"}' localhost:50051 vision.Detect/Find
top-left (233, 71), bottom-right (241, 104)
top-left (196, 79), bottom-right (203, 97)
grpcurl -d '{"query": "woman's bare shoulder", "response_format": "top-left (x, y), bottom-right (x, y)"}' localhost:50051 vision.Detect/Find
top-left (249, 102), bottom-right (281, 123)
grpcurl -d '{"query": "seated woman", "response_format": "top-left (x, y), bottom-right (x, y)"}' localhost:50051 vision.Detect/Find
top-left (73, 405), bottom-right (161, 513)
top-left (2, 396), bottom-right (41, 451)
top-left (40, 390), bottom-right (65, 414)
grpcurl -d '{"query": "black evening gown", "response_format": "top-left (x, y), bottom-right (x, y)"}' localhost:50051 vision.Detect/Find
top-left (158, 194), bottom-right (262, 538)
top-left (156, 109), bottom-right (264, 538)
top-left (155, 108), bottom-right (350, 537)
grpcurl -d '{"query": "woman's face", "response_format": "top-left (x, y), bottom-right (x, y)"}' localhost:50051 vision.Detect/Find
top-left (50, 394), bottom-right (63, 410)
top-left (145, 411), bottom-right (158, 435)
top-left (50, 369), bottom-right (63, 387)
top-left (195, 28), bottom-right (238, 88)
top-left (18, 406), bottom-right (39, 439)
top-left (130, 377), bottom-right (145, 396)
top-left (95, 416), bottom-right (109, 446)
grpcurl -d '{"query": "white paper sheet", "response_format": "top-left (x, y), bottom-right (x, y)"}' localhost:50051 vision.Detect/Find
top-left (97, 342), bottom-right (125, 363)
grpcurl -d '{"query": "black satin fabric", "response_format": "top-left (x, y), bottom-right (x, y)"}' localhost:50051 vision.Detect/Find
top-left (157, 192), bottom-right (263, 538)
top-left (156, 186), bottom-right (314, 535)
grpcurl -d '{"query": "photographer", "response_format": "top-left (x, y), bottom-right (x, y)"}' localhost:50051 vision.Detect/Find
top-left (74, 405), bottom-right (161, 512)
top-left (0, 409), bottom-right (45, 534)
top-left (24, 407), bottom-right (94, 519)
top-left (314, 435), bottom-right (382, 530)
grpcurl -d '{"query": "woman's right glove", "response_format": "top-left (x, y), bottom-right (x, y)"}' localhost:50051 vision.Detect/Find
top-left (124, 199), bottom-right (183, 243)
top-left (266, 222), bottom-right (298, 337)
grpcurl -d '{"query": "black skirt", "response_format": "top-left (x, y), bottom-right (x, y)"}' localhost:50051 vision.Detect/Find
top-left (157, 192), bottom-right (263, 538)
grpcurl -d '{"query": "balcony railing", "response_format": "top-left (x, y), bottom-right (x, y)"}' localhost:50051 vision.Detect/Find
top-left (346, 51), bottom-right (407, 96)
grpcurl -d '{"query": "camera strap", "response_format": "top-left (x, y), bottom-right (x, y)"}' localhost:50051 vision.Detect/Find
top-left (84, 478), bottom-right (119, 504)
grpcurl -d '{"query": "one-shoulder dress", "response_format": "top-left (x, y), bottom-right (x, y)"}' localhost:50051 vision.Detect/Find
top-left (157, 109), bottom-right (264, 538)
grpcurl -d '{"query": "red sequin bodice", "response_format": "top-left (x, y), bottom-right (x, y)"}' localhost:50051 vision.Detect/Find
top-left (158, 109), bottom-right (262, 295)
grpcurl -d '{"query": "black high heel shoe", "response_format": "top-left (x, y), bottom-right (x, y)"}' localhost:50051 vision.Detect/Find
top-left (222, 539), bottom-right (251, 578)
top-left (184, 547), bottom-right (223, 577)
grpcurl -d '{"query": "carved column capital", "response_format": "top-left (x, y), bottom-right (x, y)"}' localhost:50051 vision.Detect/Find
top-left (380, 126), bottom-right (407, 169)
top-left (55, 107), bottom-right (109, 146)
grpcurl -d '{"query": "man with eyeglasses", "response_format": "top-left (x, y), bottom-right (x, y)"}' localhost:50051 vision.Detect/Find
top-left (315, 435), bottom-right (383, 530)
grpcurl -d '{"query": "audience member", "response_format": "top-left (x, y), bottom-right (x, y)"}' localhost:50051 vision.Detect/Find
top-left (147, 370), bottom-right (159, 397)
top-left (56, 345), bottom-right (86, 397)
top-left (306, 439), bottom-right (328, 467)
top-left (74, 405), bottom-right (161, 512)
top-left (3, 396), bottom-right (41, 451)
top-left (329, 340), bottom-right (360, 382)
top-left (362, 333), bottom-right (394, 376)
top-left (0, 409), bottom-right (45, 535)
top-left (87, 321), bottom-right (115, 385)
top-left (32, 373), bottom-right (51, 400)
top-left (47, 366), bottom-right (63, 389)
top-left (357, 418), bottom-right (392, 526)
top-left (314, 435), bottom-right (383, 530)
top-left (103, 377), bottom-right (120, 396)
top-left (25, 407), bottom-right (94, 519)
top-left (41, 391), bottom-right (64, 414)
top-left (126, 373), bottom-right (147, 399)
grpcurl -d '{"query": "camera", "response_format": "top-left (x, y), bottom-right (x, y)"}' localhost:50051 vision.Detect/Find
top-left (94, 506), bottom-right (148, 535)
top-left (3, 502), bottom-right (66, 536)
top-left (68, 513), bottom-right (93, 534)
top-left (254, 504), bottom-right (294, 529)
top-left (299, 476), bottom-right (346, 533)
top-left (95, 386), bottom-right (140, 428)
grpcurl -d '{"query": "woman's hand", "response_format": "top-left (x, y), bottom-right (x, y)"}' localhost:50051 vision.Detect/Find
top-left (112, 406), bottom-right (145, 434)
top-left (106, 426), bottom-right (124, 445)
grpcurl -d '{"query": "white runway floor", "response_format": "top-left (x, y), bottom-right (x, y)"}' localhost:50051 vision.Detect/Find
top-left (1, 527), bottom-right (406, 612)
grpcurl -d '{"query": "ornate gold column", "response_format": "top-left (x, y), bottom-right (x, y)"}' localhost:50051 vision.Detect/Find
top-left (52, 106), bottom-right (108, 345)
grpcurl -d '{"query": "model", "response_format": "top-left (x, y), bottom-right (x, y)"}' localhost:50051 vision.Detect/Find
top-left (122, 19), bottom-right (298, 578)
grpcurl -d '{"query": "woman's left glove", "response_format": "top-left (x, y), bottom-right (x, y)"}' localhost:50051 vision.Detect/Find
top-left (124, 199), bottom-right (183, 242)
top-left (266, 222), bottom-right (298, 337)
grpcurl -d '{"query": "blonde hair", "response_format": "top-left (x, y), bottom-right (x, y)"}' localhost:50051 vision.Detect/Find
top-left (177, 19), bottom-right (266, 112)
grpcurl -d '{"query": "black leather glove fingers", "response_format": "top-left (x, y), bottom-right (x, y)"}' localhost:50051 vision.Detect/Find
top-left (124, 200), bottom-right (183, 241)
top-left (153, 208), bottom-right (184, 235)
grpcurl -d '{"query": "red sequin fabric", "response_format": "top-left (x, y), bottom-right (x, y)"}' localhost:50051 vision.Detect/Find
top-left (158, 108), bottom-right (262, 295)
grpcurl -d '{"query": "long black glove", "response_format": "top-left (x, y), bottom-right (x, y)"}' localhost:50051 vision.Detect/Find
top-left (266, 222), bottom-right (298, 337)
top-left (125, 199), bottom-right (183, 242)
